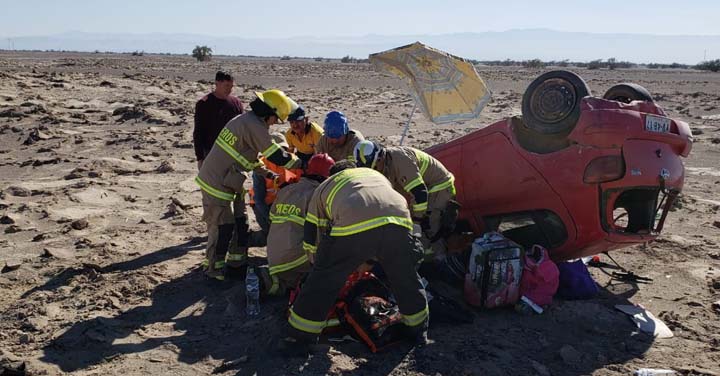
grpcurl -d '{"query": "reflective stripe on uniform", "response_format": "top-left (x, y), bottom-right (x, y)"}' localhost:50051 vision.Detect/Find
top-left (326, 169), bottom-right (376, 215)
top-left (403, 176), bottom-right (425, 192)
top-left (214, 260), bottom-right (226, 269)
top-left (288, 308), bottom-right (326, 334)
top-left (226, 253), bottom-right (246, 261)
top-left (306, 212), bottom-right (328, 227)
top-left (267, 275), bottom-right (281, 295)
top-left (330, 216), bottom-right (413, 237)
top-left (269, 254), bottom-right (309, 275)
top-left (215, 137), bottom-right (262, 171)
top-left (412, 202), bottom-right (428, 213)
top-left (261, 142), bottom-right (281, 158)
top-left (282, 154), bottom-right (300, 169)
top-left (195, 176), bottom-right (235, 201)
top-left (326, 318), bottom-right (340, 327)
top-left (270, 213), bottom-right (305, 226)
top-left (402, 304), bottom-right (429, 327)
top-left (428, 175), bottom-right (456, 194)
top-left (302, 241), bottom-right (317, 253)
top-left (413, 149), bottom-right (430, 176)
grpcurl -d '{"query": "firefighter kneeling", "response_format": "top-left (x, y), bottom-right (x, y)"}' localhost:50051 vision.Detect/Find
top-left (353, 140), bottom-right (460, 262)
top-left (279, 161), bottom-right (429, 356)
top-left (261, 153), bottom-right (335, 296)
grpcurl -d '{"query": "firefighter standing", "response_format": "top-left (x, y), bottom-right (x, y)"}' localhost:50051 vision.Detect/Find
top-left (261, 153), bottom-right (335, 296)
top-left (196, 89), bottom-right (301, 281)
top-left (353, 140), bottom-right (459, 261)
top-left (315, 111), bottom-right (364, 163)
top-left (281, 163), bottom-right (428, 354)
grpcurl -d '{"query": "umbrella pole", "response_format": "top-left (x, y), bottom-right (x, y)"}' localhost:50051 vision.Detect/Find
top-left (399, 102), bottom-right (417, 146)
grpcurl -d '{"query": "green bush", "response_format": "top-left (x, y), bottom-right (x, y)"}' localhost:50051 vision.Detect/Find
top-left (192, 45), bottom-right (212, 62)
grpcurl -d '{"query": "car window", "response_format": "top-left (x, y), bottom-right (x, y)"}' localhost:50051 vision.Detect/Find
top-left (483, 210), bottom-right (568, 249)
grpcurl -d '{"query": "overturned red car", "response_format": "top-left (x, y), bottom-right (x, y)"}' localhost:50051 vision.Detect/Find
top-left (428, 70), bottom-right (693, 261)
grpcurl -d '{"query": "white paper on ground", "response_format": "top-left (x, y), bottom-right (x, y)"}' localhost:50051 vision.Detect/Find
top-left (615, 304), bottom-right (674, 338)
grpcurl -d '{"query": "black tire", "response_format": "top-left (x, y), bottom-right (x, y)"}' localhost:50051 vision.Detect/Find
top-left (521, 70), bottom-right (591, 135)
top-left (603, 83), bottom-right (654, 103)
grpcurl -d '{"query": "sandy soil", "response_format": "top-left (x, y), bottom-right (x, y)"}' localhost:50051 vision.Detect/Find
top-left (0, 51), bottom-right (719, 375)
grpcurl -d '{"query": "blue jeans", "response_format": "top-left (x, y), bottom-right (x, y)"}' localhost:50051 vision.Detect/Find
top-left (252, 171), bottom-right (271, 235)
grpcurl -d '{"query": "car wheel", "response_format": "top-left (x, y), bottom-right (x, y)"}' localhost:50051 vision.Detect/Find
top-left (521, 70), bottom-right (591, 135)
top-left (602, 83), bottom-right (654, 103)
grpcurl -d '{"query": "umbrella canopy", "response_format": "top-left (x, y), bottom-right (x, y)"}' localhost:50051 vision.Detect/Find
top-left (369, 42), bottom-right (491, 124)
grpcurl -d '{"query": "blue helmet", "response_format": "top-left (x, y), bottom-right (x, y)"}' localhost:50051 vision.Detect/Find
top-left (324, 111), bottom-right (349, 139)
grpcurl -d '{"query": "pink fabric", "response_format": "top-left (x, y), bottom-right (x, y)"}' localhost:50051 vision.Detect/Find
top-left (519, 245), bottom-right (560, 306)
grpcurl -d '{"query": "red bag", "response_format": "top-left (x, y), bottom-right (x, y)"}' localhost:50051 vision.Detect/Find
top-left (519, 245), bottom-right (559, 306)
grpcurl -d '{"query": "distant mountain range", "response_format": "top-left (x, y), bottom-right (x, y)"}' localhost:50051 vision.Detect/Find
top-left (2, 29), bottom-right (719, 64)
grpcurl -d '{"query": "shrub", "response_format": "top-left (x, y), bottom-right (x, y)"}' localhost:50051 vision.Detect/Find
top-left (696, 59), bottom-right (720, 72)
top-left (523, 59), bottom-right (544, 68)
top-left (280, 55), bottom-right (291, 60)
top-left (340, 55), bottom-right (355, 63)
top-left (587, 59), bottom-right (604, 70)
top-left (192, 45), bottom-right (213, 62)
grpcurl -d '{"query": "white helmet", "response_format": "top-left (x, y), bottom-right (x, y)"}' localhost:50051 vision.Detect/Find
top-left (353, 140), bottom-right (380, 169)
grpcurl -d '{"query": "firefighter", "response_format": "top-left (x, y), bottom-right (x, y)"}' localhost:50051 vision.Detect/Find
top-left (280, 162), bottom-right (428, 355)
top-left (315, 110), bottom-right (364, 163)
top-left (196, 89), bottom-right (301, 281)
top-left (353, 140), bottom-right (459, 261)
top-left (260, 153), bottom-right (335, 296)
top-left (248, 132), bottom-right (303, 244)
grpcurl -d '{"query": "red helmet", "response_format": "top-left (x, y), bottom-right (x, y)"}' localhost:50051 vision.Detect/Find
top-left (306, 153), bottom-right (335, 178)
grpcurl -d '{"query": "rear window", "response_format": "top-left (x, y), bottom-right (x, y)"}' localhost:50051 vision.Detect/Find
top-left (482, 210), bottom-right (568, 249)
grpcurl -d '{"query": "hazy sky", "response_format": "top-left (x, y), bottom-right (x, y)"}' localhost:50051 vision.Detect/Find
top-left (1, 0), bottom-right (718, 38)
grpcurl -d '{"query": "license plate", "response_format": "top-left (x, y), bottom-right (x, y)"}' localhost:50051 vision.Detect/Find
top-left (645, 115), bottom-right (671, 133)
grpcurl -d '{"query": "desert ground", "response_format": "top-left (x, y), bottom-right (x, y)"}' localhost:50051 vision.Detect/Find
top-left (0, 51), bottom-right (719, 375)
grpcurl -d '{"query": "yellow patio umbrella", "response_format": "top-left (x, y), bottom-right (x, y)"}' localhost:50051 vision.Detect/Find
top-left (369, 42), bottom-right (491, 144)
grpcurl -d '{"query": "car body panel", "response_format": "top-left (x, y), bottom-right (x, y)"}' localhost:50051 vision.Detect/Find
top-left (427, 96), bottom-right (692, 261)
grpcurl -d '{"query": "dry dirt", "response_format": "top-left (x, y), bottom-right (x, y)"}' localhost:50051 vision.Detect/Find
top-left (0, 51), bottom-right (719, 375)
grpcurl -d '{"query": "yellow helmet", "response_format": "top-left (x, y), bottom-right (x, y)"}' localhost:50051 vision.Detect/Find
top-left (254, 89), bottom-right (297, 122)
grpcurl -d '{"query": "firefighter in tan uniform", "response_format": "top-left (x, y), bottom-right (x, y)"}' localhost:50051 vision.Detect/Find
top-left (315, 110), bottom-right (364, 163)
top-left (261, 153), bottom-right (335, 295)
top-left (196, 89), bottom-right (301, 281)
top-left (280, 162), bottom-right (429, 355)
top-left (354, 140), bottom-right (459, 261)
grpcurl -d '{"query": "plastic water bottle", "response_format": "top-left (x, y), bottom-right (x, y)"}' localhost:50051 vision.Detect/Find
top-left (245, 267), bottom-right (260, 317)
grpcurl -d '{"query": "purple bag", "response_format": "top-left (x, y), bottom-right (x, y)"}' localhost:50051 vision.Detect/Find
top-left (555, 260), bottom-right (599, 300)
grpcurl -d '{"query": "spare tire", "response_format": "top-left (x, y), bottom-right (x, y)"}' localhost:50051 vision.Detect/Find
top-left (603, 83), bottom-right (653, 103)
top-left (521, 70), bottom-right (591, 135)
